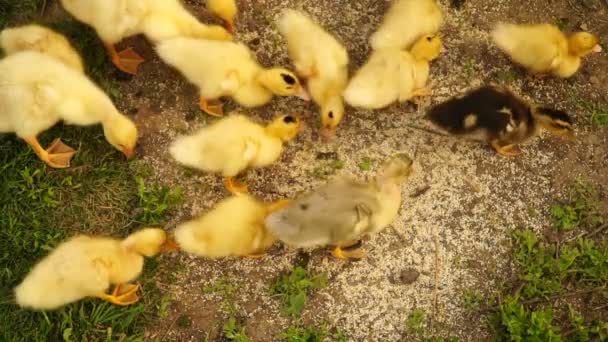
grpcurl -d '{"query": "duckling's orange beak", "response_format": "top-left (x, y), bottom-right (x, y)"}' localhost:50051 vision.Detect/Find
top-left (224, 20), bottom-right (235, 34)
top-left (122, 147), bottom-right (136, 160)
top-left (592, 44), bottom-right (602, 53)
top-left (295, 86), bottom-right (311, 101)
top-left (160, 238), bottom-right (179, 253)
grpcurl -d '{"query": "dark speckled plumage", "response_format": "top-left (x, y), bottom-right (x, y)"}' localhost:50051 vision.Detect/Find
top-left (426, 86), bottom-right (536, 144)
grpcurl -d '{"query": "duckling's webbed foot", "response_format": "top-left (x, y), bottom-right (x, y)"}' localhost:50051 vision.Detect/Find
top-left (24, 136), bottom-right (77, 168)
top-left (332, 240), bottom-right (365, 260)
top-left (412, 87), bottom-right (433, 97)
top-left (96, 283), bottom-right (140, 306)
top-left (490, 141), bottom-right (521, 157)
top-left (224, 176), bottom-right (248, 194)
top-left (199, 97), bottom-right (225, 117)
top-left (104, 43), bottom-right (144, 75)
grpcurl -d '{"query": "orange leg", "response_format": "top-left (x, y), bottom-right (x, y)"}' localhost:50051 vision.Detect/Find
top-left (24, 136), bottom-right (77, 168)
top-left (223, 176), bottom-right (248, 194)
top-left (412, 87), bottom-right (433, 97)
top-left (332, 240), bottom-right (365, 260)
top-left (199, 96), bottom-right (225, 117)
top-left (490, 141), bottom-right (521, 157)
top-left (96, 283), bottom-right (140, 306)
top-left (104, 42), bottom-right (145, 75)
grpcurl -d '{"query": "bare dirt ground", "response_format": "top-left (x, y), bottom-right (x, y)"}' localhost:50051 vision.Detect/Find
top-left (52, 0), bottom-right (607, 340)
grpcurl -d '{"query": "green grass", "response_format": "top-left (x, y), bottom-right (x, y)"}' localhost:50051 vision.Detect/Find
top-left (551, 179), bottom-right (604, 231)
top-left (280, 323), bottom-right (346, 342)
top-left (358, 157), bottom-right (373, 172)
top-left (270, 266), bottom-right (327, 318)
top-left (495, 295), bottom-right (562, 341)
top-left (0, 126), bottom-right (179, 340)
top-left (223, 317), bottom-right (250, 342)
top-left (575, 100), bottom-right (608, 128)
top-left (405, 308), bottom-right (426, 334)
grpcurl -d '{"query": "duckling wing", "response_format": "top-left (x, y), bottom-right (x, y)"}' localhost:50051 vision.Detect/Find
top-left (343, 49), bottom-right (401, 109)
top-left (492, 23), bottom-right (565, 73)
top-left (371, 0), bottom-right (443, 50)
top-left (265, 178), bottom-right (380, 247)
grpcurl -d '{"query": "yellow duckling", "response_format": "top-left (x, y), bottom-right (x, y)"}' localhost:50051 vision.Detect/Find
top-left (157, 38), bottom-right (309, 117)
top-left (59, 0), bottom-right (232, 75)
top-left (170, 114), bottom-right (301, 193)
top-left (0, 24), bottom-right (84, 72)
top-left (0, 52), bottom-right (137, 168)
top-left (207, 0), bottom-right (237, 33)
top-left (175, 194), bottom-right (290, 258)
top-left (265, 154), bottom-right (414, 260)
top-left (344, 35), bottom-right (442, 110)
top-left (371, 0), bottom-right (443, 50)
top-left (15, 228), bottom-right (176, 310)
top-left (492, 23), bottom-right (602, 78)
top-left (278, 9), bottom-right (349, 139)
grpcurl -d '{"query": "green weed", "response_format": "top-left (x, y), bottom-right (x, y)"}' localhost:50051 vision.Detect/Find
top-left (135, 177), bottom-right (183, 224)
top-left (576, 100), bottom-right (608, 128)
top-left (551, 179), bottom-right (604, 230)
top-left (463, 58), bottom-right (476, 78)
top-left (495, 296), bottom-right (562, 341)
top-left (0, 0), bottom-right (45, 29)
top-left (203, 277), bottom-right (238, 314)
top-left (280, 324), bottom-right (346, 342)
top-left (405, 308), bottom-right (426, 334)
top-left (223, 317), bottom-right (250, 342)
top-left (462, 289), bottom-right (484, 311)
top-left (496, 69), bottom-right (517, 84)
top-left (311, 159), bottom-right (345, 179)
top-left (359, 157), bottom-right (373, 172)
top-left (270, 266), bottom-right (327, 318)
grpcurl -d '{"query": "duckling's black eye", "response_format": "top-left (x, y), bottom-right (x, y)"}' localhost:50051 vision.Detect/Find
top-left (328, 111), bottom-right (334, 119)
top-left (426, 36), bottom-right (432, 42)
top-left (280, 73), bottom-right (296, 85)
top-left (283, 116), bottom-right (296, 124)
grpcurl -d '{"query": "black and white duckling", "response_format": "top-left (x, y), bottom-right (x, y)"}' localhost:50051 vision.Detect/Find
top-left (426, 86), bottom-right (574, 156)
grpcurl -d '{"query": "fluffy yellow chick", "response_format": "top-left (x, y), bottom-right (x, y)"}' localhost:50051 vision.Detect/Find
top-left (0, 52), bottom-right (138, 168)
top-left (371, 0), bottom-right (443, 50)
top-left (170, 114), bottom-right (301, 193)
top-left (344, 35), bottom-right (442, 110)
top-left (0, 24), bottom-right (84, 72)
top-left (207, 0), bottom-right (237, 33)
top-left (15, 228), bottom-right (175, 310)
top-left (278, 9), bottom-right (349, 139)
top-left (60, 0), bottom-right (232, 75)
top-left (157, 38), bottom-right (309, 117)
top-left (175, 194), bottom-right (289, 258)
top-left (492, 23), bottom-right (602, 78)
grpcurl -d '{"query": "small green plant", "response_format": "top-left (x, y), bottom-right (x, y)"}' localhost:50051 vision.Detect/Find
top-left (551, 205), bottom-right (580, 231)
top-left (576, 100), bottom-right (608, 128)
top-left (359, 157), bottom-right (373, 171)
top-left (311, 159), bottom-right (345, 179)
top-left (135, 177), bottom-right (183, 224)
top-left (463, 58), bottom-right (476, 78)
top-left (281, 324), bottom-right (346, 342)
top-left (203, 278), bottom-right (238, 314)
top-left (405, 308), bottom-right (426, 334)
top-left (555, 17), bottom-right (569, 30)
top-left (157, 295), bottom-right (172, 319)
top-left (223, 317), bottom-right (250, 342)
top-left (270, 266), bottom-right (327, 318)
top-left (496, 296), bottom-right (562, 341)
top-left (496, 69), bottom-right (517, 84)
top-left (462, 289), bottom-right (484, 311)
